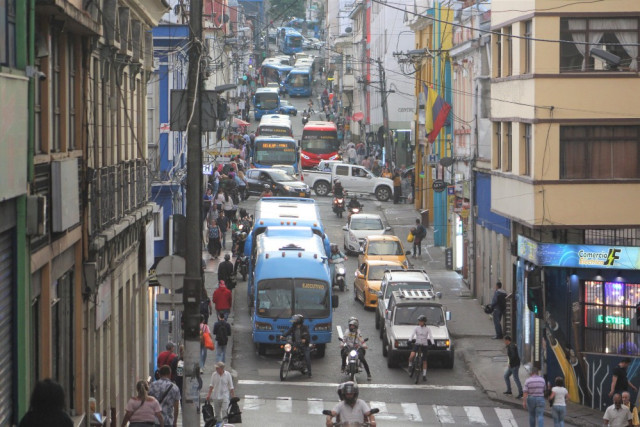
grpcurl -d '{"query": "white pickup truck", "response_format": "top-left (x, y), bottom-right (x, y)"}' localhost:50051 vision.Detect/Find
top-left (301, 162), bottom-right (394, 201)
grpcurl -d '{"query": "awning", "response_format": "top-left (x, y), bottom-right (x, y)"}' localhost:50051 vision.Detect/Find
top-left (233, 117), bottom-right (250, 126)
top-left (352, 112), bottom-right (364, 122)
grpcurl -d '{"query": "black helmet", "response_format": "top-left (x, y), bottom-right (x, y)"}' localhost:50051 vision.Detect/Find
top-left (331, 244), bottom-right (339, 254)
top-left (224, 253), bottom-right (231, 261)
top-left (337, 383), bottom-right (346, 401)
top-left (342, 381), bottom-right (359, 405)
top-left (291, 314), bottom-right (304, 326)
top-left (348, 318), bottom-right (359, 331)
top-left (418, 314), bottom-right (427, 323)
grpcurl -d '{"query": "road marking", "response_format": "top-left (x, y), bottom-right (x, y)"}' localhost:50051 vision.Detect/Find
top-left (401, 402), bottom-right (422, 422)
top-left (495, 407), bottom-right (517, 426)
top-left (243, 395), bottom-right (262, 411)
top-left (464, 406), bottom-right (487, 424)
top-left (276, 396), bottom-right (292, 412)
top-left (434, 405), bottom-right (455, 423)
top-left (238, 379), bottom-right (476, 391)
top-left (307, 397), bottom-right (324, 415)
top-left (369, 401), bottom-right (395, 420)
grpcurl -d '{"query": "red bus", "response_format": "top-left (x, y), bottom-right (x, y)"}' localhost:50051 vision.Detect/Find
top-left (300, 121), bottom-right (341, 169)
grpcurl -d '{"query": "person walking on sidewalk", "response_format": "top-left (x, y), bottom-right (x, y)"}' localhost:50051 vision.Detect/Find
top-left (121, 380), bottom-right (164, 427)
top-left (170, 345), bottom-right (185, 402)
top-left (200, 316), bottom-right (213, 370)
top-left (523, 365), bottom-right (546, 427)
top-left (393, 171), bottom-right (402, 204)
top-left (213, 280), bottom-right (232, 321)
top-left (610, 357), bottom-right (638, 397)
top-left (213, 312), bottom-right (232, 363)
top-left (148, 365), bottom-right (180, 427)
top-left (208, 219), bottom-right (222, 259)
top-left (604, 393), bottom-right (632, 427)
top-left (490, 281), bottom-right (507, 339)
top-left (503, 335), bottom-right (523, 399)
top-left (621, 391), bottom-right (640, 427)
top-left (217, 254), bottom-right (235, 290)
top-left (549, 376), bottom-right (568, 427)
top-left (412, 219), bottom-right (427, 258)
top-left (206, 361), bottom-right (236, 422)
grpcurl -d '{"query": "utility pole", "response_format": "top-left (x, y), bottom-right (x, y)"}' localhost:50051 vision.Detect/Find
top-left (377, 59), bottom-right (391, 165)
top-left (183, 0), bottom-right (204, 425)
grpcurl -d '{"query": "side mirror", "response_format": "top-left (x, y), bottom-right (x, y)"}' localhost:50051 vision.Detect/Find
top-left (436, 292), bottom-right (442, 299)
top-left (445, 311), bottom-right (452, 321)
top-left (355, 271), bottom-right (364, 279)
top-left (359, 248), bottom-right (365, 254)
top-left (377, 291), bottom-right (383, 298)
top-left (367, 175), bottom-right (372, 179)
top-left (342, 226), bottom-right (348, 231)
top-left (332, 294), bottom-right (339, 308)
top-left (405, 250), bottom-right (412, 255)
top-left (385, 226), bottom-right (391, 231)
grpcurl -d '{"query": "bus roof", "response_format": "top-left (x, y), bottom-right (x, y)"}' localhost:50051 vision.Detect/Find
top-left (255, 228), bottom-right (327, 269)
top-left (259, 115), bottom-right (292, 126)
top-left (255, 87), bottom-right (280, 95)
top-left (303, 121), bottom-right (338, 131)
top-left (255, 198), bottom-right (321, 227)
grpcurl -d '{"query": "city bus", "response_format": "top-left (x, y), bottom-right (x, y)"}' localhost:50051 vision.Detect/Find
top-left (284, 64), bottom-right (313, 97)
top-left (258, 59), bottom-right (293, 87)
top-left (253, 87), bottom-right (280, 120)
top-left (300, 121), bottom-right (341, 169)
top-left (277, 27), bottom-right (303, 55)
top-left (245, 197), bottom-right (331, 303)
top-left (253, 136), bottom-right (298, 172)
top-left (251, 226), bottom-right (337, 356)
top-left (256, 114), bottom-right (293, 137)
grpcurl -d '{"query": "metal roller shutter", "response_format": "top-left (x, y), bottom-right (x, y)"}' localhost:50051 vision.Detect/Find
top-left (0, 230), bottom-right (13, 425)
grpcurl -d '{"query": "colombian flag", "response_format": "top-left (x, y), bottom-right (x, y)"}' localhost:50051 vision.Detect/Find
top-left (423, 83), bottom-right (451, 143)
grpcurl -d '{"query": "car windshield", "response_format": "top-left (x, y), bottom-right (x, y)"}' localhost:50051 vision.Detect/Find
top-left (269, 170), bottom-right (297, 182)
top-left (367, 240), bottom-right (403, 256)
top-left (256, 278), bottom-right (330, 319)
top-left (383, 282), bottom-right (433, 299)
top-left (394, 306), bottom-right (444, 326)
top-left (273, 165), bottom-right (295, 175)
top-left (350, 218), bottom-right (383, 231)
top-left (368, 265), bottom-right (400, 281)
top-left (281, 101), bottom-right (291, 107)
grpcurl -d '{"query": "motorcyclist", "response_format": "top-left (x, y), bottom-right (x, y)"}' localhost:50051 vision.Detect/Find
top-left (233, 232), bottom-right (248, 273)
top-left (280, 314), bottom-right (312, 377)
top-left (348, 194), bottom-right (362, 211)
top-left (328, 244), bottom-right (348, 285)
top-left (340, 317), bottom-right (371, 380)
top-left (333, 179), bottom-right (345, 197)
top-left (261, 184), bottom-right (273, 197)
top-left (408, 314), bottom-right (435, 382)
top-left (325, 381), bottom-right (376, 427)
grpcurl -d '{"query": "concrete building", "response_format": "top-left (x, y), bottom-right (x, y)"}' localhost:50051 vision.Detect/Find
top-left (491, 0), bottom-right (640, 410)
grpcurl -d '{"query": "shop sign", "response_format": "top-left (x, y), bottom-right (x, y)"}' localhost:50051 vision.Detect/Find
top-left (596, 314), bottom-right (630, 326)
top-left (432, 179), bottom-right (446, 192)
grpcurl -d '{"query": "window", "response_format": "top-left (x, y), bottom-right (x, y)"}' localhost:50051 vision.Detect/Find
top-left (52, 272), bottom-right (74, 411)
top-left (68, 38), bottom-right (76, 150)
top-left (524, 20), bottom-right (532, 74)
top-left (335, 165), bottom-right (349, 176)
top-left (504, 26), bottom-right (512, 76)
top-left (0, 0), bottom-right (16, 67)
top-left (560, 126), bottom-right (640, 179)
top-left (560, 18), bottom-right (639, 72)
top-left (583, 280), bottom-right (640, 355)
top-left (153, 205), bottom-right (163, 239)
top-left (504, 122), bottom-right (512, 172)
top-left (51, 32), bottom-right (61, 152)
top-left (495, 33), bottom-right (502, 77)
top-left (493, 122), bottom-right (502, 169)
top-left (345, 55), bottom-right (353, 74)
top-left (34, 60), bottom-right (42, 154)
top-left (521, 123), bottom-right (532, 176)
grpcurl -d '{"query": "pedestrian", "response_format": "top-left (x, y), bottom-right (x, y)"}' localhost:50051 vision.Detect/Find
top-left (503, 335), bottom-right (523, 399)
top-left (213, 312), bottom-right (232, 363)
top-left (361, 155), bottom-right (370, 169)
top-left (490, 281), bottom-right (508, 339)
top-left (220, 190), bottom-right (235, 221)
top-left (412, 218), bottom-right (427, 258)
top-left (170, 345), bottom-right (185, 401)
top-left (203, 188), bottom-right (214, 222)
top-left (157, 342), bottom-right (176, 374)
top-left (217, 214), bottom-right (229, 250)
top-left (347, 145), bottom-right (357, 164)
top-left (549, 376), bottom-right (568, 427)
top-left (205, 361), bottom-right (236, 423)
top-left (213, 279), bottom-right (232, 321)
top-left (217, 254), bottom-right (235, 290)
top-left (610, 357), bottom-right (638, 397)
top-left (522, 365), bottom-right (546, 427)
top-left (120, 380), bottom-right (164, 427)
top-left (393, 171), bottom-right (402, 204)
top-left (148, 365), bottom-right (180, 427)
top-left (371, 158), bottom-right (381, 177)
top-left (200, 315), bottom-right (213, 370)
top-left (621, 391), bottom-right (640, 427)
top-left (200, 287), bottom-right (212, 325)
top-left (208, 218), bottom-right (221, 259)
top-left (19, 379), bottom-right (74, 427)
top-left (604, 393), bottom-right (633, 427)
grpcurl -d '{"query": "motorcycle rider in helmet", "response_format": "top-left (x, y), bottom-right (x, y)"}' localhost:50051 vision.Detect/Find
top-left (348, 194), bottom-right (362, 211)
top-left (408, 314), bottom-right (435, 382)
top-left (325, 381), bottom-right (376, 427)
top-left (261, 184), bottom-right (273, 198)
top-left (280, 314), bottom-right (312, 377)
top-left (233, 231), bottom-right (248, 273)
top-left (333, 179), bottom-right (345, 198)
top-left (328, 244), bottom-right (348, 286)
top-left (340, 317), bottom-right (371, 380)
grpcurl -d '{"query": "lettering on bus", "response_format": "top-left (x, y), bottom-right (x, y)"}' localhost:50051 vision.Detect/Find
top-left (260, 127), bottom-right (289, 135)
top-left (302, 135), bottom-right (336, 140)
top-left (259, 142), bottom-right (294, 151)
top-left (301, 283), bottom-right (325, 290)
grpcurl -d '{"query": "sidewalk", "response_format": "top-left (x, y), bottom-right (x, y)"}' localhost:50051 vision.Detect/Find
top-left (378, 202), bottom-right (604, 427)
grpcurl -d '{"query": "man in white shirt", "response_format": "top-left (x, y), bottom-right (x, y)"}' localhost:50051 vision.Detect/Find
top-left (604, 393), bottom-right (632, 427)
top-left (325, 382), bottom-right (376, 427)
top-left (206, 361), bottom-right (236, 422)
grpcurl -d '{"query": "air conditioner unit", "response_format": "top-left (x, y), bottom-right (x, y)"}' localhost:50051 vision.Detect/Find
top-left (26, 195), bottom-right (47, 236)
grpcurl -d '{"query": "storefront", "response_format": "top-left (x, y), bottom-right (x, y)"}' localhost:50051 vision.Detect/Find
top-left (516, 235), bottom-right (640, 410)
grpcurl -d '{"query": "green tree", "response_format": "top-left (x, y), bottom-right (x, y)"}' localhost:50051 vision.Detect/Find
top-left (268, 0), bottom-right (305, 26)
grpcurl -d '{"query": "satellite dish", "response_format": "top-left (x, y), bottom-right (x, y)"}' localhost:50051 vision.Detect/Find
top-left (439, 157), bottom-right (454, 167)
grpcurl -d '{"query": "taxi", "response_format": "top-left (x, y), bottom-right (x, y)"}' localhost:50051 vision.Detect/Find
top-left (357, 235), bottom-right (411, 269)
top-left (353, 260), bottom-right (405, 309)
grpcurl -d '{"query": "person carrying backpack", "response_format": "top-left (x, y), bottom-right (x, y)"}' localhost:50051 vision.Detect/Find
top-left (413, 218), bottom-right (427, 258)
top-left (213, 312), bottom-right (232, 363)
top-left (491, 281), bottom-right (508, 339)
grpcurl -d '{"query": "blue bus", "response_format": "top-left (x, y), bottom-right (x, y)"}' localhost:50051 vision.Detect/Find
top-left (284, 65), bottom-right (313, 97)
top-left (277, 27), bottom-right (303, 55)
top-left (253, 87), bottom-right (280, 120)
top-left (258, 59), bottom-right (293, 87)
top-left (253, 136), bottom-right (298, 173)
top-left (251, 226), bottom-right (337, 356)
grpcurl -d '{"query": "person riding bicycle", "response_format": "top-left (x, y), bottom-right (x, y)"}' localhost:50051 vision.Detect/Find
top-left (408, 314), bottom-right (434, 382)
top-left (333, 179), bottom-right (345, 197)
top-left (280, 314), bottom-right (312, 377)
top-left (329, 244), bottom-right (348, 284)
top-left (325, 381), bottom-right (376, 427)
top-left (340, 317), bottom-right (372, 380)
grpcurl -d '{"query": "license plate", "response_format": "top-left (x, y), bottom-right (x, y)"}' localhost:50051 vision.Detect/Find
top-left (299, 192), bottom-right (306, 197)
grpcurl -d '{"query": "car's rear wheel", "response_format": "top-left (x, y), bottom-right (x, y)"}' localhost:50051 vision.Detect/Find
top-left (375, 186), bottom-right (392, 202)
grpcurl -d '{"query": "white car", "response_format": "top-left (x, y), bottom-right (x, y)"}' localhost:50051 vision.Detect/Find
top-left (342, 214), bottom-right (391, 253)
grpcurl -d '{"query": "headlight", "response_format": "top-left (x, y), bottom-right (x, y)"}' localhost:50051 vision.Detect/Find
top-left (437, 340), bottom-right (450, 348)
top-left (254, 322), bottom-right (273, 331)
top-left (348, 232), bottom-right (358, 243)
top-left (368, 288), bottom-right (378, 294)
top-left (301, 153), bottom-right (309, 159)
top-left (403, 259), bottom-right (410, 268)
top-left (394, 340), bottom-right (408, 348)
top-left (349, 350), bottom-right (358, 358)
top-left (314, 323), bottom-right (331, 331)
top-left (282, 185), bottom-right (292, 191)
top-left (329, 154), bottom-right (339, 160)
top-left (337, 267), bottom-right (345, 275)
top-left (284, 343), bottom-right (292, 352)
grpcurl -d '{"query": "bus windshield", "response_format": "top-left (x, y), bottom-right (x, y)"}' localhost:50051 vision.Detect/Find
top-left (255, 146), bottom-right (297, 165)
top-left (255, 93), bottom-right (279, 110)
top-left (301, 131), bottom-right (340, 154)
top-left (288, 36), bottom-right (302, 48)
top-left (256, 278), bottom-right (330, 319)
top-left (288, 73), bottom-right (309, 88)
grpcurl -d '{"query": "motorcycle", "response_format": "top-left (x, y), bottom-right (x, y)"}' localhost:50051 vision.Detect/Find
top-left (322, 408), bottom-right (380, 427)
top-left (333, 196), bottom-right (345, 218)
top-left (330, 256), bottom-right (347, 291)
top-left (347, 202), bottom-right (363, 220)
top-left (302, 112), bottom-right (310, 125)
top-left (237, 253), bottom-right (249, 281)
top-left (278, 337), bottom-right (311, 381)
top-left (340, 337), bottom-right (369, 382)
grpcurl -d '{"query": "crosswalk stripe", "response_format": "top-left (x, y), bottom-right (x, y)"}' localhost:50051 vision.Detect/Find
top-left (237, 379), bottom-right (475, 391)
top-left (464, 406), bottom-right (487, 425)
top-left (243, 395), bottom-right (262, 411)
top-left (434, 405), bottom-right (455, 423)
top-left (400, 402), bottom-right (422, 422)
top-left (307, 397), bottom-right (324, 415)
top-left (495, 407), bottom-right (518, 426)
top-left (369, 401), bottom-right (395, 420)
top-left (276, 396), bottom-right (292, 413)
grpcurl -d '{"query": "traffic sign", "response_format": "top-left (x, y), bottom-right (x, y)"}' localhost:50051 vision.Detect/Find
top-left (155, 255), bottom-right (186, 290)
top-left (427, 154), bottom-right (439, 164)
top-left (156, 293), bottom-right (184, 311)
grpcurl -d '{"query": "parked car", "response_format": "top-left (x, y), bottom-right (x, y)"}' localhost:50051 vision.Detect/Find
top-left (353, 260), bottom-right (404, 309)
top-left (343, 214), bottom-right (390, 254)
top-left (279, 100), bottom-right (298, 116)
top-left (245, 168), bottom-right (311, 198)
